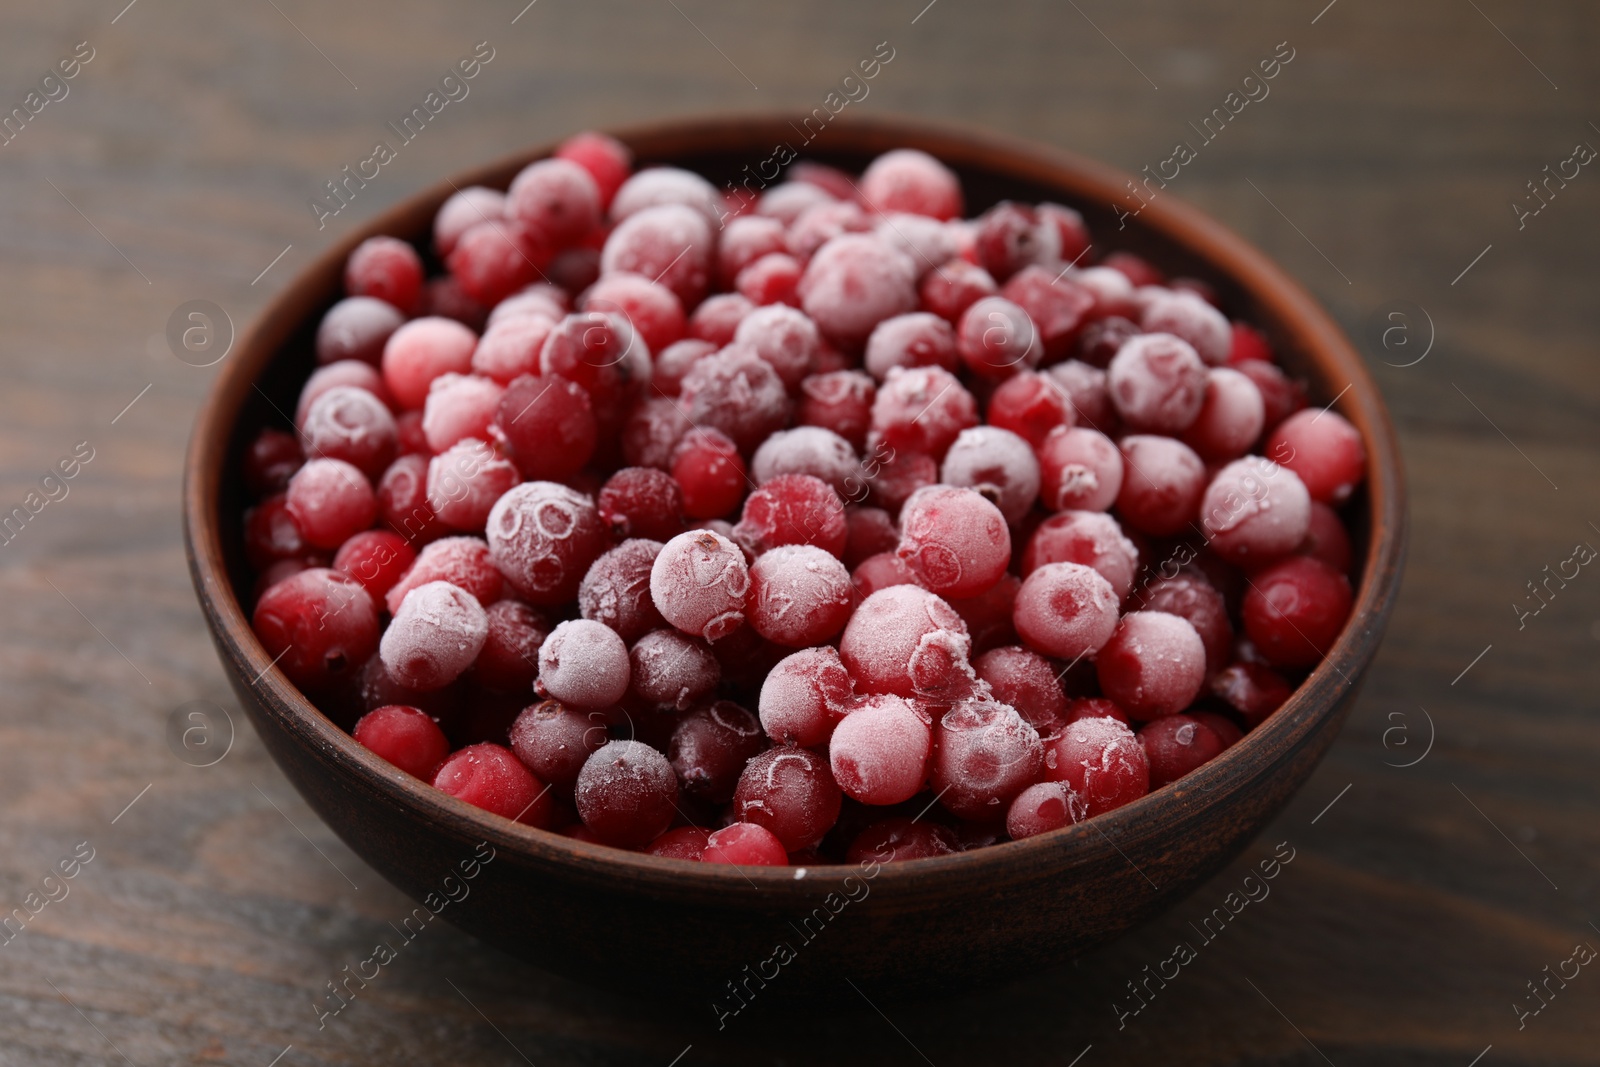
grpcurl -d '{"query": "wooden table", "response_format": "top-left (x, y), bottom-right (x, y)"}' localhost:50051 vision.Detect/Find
top-left (2, 1), bottom-right (1596, 1063)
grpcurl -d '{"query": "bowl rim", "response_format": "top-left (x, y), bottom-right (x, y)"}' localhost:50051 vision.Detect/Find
top-left (184, 111), bottom-right (1406, 892)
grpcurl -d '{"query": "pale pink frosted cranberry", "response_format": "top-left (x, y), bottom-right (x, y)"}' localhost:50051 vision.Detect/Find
top-left (1301, 501), bottom-right (1354, 574)
top-left (601, 203), bottom-right (713, 307)
top-left (1046, 359), bottom-right (1118, 434)
top-left (581, 271), bottom-right (685, 354)
top-left (1267, 408), bottom-right (1367, 504)
top-left (376, 454), bottom-right (445, 545)
top-left (864, 312), bottom-right (958, 382)
top-left (974, 201), bottom-right (1060, 282)
top-left (986, 370), bottom-right (1071, 449)
top-left (758, 645), bottom-right (854, 746)
top-left (747, 544), bottom-right (853, 647)
top-left (1107, 332), bottom-right (1208, 433)
top-left (1140, 715), bottom-right (1226, 787)
top-left (296, 360), bottom-right (392, 426)
top-left (831, 694), bottom-right (932, 805)
top-left (507, 157), bottom-right (602, 247)
top-left (1182, 366), bottom-right (1265, 461)
top-left (1134, 574), bottom-right (1232, 675)
top-left (734, 473), bottom-right (847, 558)
top-left (787, 200), bottom-right (871, 262)
top-left (679, 346), bottom-right (791, 453)
top-left (509, 699), bottom-right (606, 787)
top-left (300, 385), bottom-right (397, 481)
top-left (851, 551), bottom-right (918, 598)
top-left (487, 284), bottom-right (568, 328)
top-left (1001, 266), bottom-right (1095, 361)
top-left (252, 568), bottom-right (378, 690)
top-left (839, 584), bottom-right (968, 698)
top-left (1097, 611), bottom-right (1207, 720)
top-left (630, 628), bottom-right (720, 710)
top-left (1116, 434), bottom-right (1207, 538)
top-left (575, 740), bottom-right (678, 847)
top-left (1141, 289), bottom-right (1231, 365)
top-left (447, 219), bottom-right (551, 306)
top-left (434, 743), bottom-right (553, 826)
top-left (473, 600), bottom-right (548, 693)
top-left (732, 746), bottom-right (841, 851)
top-left (485, 481), bottom-right (609, 606)
top-left (939, 426), bottom-right (1040, 525)
top-left (1038, 426), bottom-right (1122, 512)
top-left (650, 529), bottom-right (750, 642)
top-left (1013, 561), bottom-right (1120, 661)
top-left (843, 505), bottom-right (900, 569)
top-left (733, 304), bottom-right (821, 389)
top-left (703, 822), bottom-right (788, 866)
top-left (381, 580), bottom-right (488, 691)
top-left (670, 427), bottom-right (747, 519)
top-left (333, 529), bottom-right (415, 600)
top-left (653, 338), bottom-right (716, 397)
top-left (1007, 782), bottom-right (1079, 839)
top-left (345, 236), bottom-right (423, 312)
top-left (1022, 511), bottom-right (1139, 600)
top-left (426, 439), bottom-right (517, 533)
top-left (597, 468), bottom-right (685, 542)
top-left (470, 312), bottom-right (556, 385)
top-left (973, 645), bottom-right (1069, 737)
top-left (382, 317), bottom-right (478, 411)
top-left (867, 449), bottom-right (939, 512)
top-left (577, 538), bottom-right (667, 642)
top-left (537, 618), bottom-right (630, 709)
top-left (668, 701), bottom-right (764, 803)
top-left (688, 292), bottom-right (755, 346)
top-left (873, 213), bottom-right (961, 278)
top-left (920, 258), bottom-right (998, 323)
top-left (932, 697), bottom-right (1044, 821)
top-left (869, 365), bottom-right (978, 460)
top-left (860, 148), bottom-right (963, 220)
top-left (798, 234), bottom-right (918, 350)
top-left (896, 485), bottom-right (1011, 598)
top-left (285, 458), bottom-right (376, 550)
top-left (556, 130), bottom-right (632, 209)
top-left (316, 296), bottom-right (405, 366)
top-left (957, 296), bottom-right (1042, 379)
top-left (1199, 455), bottom-right (1313, 564)
top-left (494, 374), bottom-right (596, 481)
top-left (434, 186), bottom-right (507, 257)
top-left (750, 426), bottom-right (858, 496)
top-left (718, 214), bottom-right (789, 286)
top-left (1241, 555), bottom-right (1353, 668)
top-left (1235, 359), bottom-right (1308, 432)
top-left (624, 397), bottom-right (690, 470)
top-left (609, 166), bottom-right (722, 228)
top-left (846, 818), bottom-right (957, 863)
top-left (1041, 715), bottom-right (1149, 816)
top-left (385, 536), bottom-right (502, 614)
top-left (735, 251), bottom-right (803, 307)
top-left (757, 180), bottom-right (836, 226)
top-left (1071, 265), bottom-right (1140, 320)
top-left (421, 373), bottom-right (504, 453)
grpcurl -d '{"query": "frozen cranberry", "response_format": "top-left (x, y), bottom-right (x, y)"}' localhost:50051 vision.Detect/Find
top-left (597, 468), bottom-right (684, 542)
top-left (1228, 321), bottom-right (1274, 365)
top-left (385, 535), bottom-right (502, 614)
top-left (630, 628), bottom-right (720, 710)
top-left (582, 272), bottom-right (685, 354)
top-left (492, 374), bottom-right (596, 482)
top-left (730, 304), bottom-right (821, 390)
top-left (573, 740), bottom-right (678, 846)
top-left (870, 365), bottom-right (978, 461)
top-left (798, 234), bottom-right (918, 350)
top-left (830, 694), bottom-right (932, 805)
top-left (939, 426), bottom-right (1040, 525)
top-left (299, 386), bottom-right (397, 481)
top-left (734, 474), bottom-right (847, 558)
top-left (434, 186), bottom-right (506, 257)
top-left (670, 428), bottom-right (747, 520)
top-left (956, 296), bottom-right (1042, 379)
top-left (718, 214), bottom-right (789, 286)
top-left (576, 539), bottom-right (665, 642)
top-left (845, 818), bottom-right (957, 863)
top-left (947, 571), bottom-right (1021, 654)
top-left (435, 742), bottom-right (553, 825)
top-left (973, 645), bottom-right (1069, 737)
top-left (284, 458), bottom-right (376, 550)
top-left (296, 360), bottom-right (392, 426)
top-left (1039, 203), bottom-right (1091, 265)
top-left (1013, 562), bottom-right (1119, 661)
top-left (426, 439), bottom-right (518, 533)
top-left (1192, 710), bottom-right (1244, 748)
top-left (733, 746), bottom-right (842, 851)
top-left (688, 292), bottom-right (755, 346)
top-left (874, 213), bottom-right (960, 278)
top-left (507, 157), bottom-right (601, 247)
top-left (376, 454), bottom-right (445, 545)
top-left (1046, 359), bottom-right (1118, 434)
top-left (1140, 715), bottom-right (1226, 787)
top-left (1006, 782), bottom-right (1079, 839)
top-left (839, 585), bottom-right (967, 698)
top-left (352, 704), bottom-right (450, 781)
top-left (864, 312), bottom-right (959, 381)
top-left (345, 236), bottom-right (423, 312)
top-left (647, 824), bottom-right (711, 861)
top-left (1036, 426), bottom-right (1120, 512)
top-left (1199, 456), bottom-right (1313, 564)
top-left (788, 200), bottom-right (871, 262)
top-left (1234, 359), bottom-right (1308, 433)
top-left (1141, 290), bottom-right (1230, 365)
top-left (381, 580), bottom-right (488, 691)
top-left (747, 544), bottom-right (853, 646)
top-left (895, 485), bottom-right (1010, 599)
top-left (243, 494), bottom-right (308, 570)
top-left (1267, 408), bottom-right (1367, 505)
top-left (539, 311), bottom-right (644, 419)
top-left (418, 372), bottom-right (501, 454)
top-left (679, 346), bottom-right (790, 453)
top-left (420, 275), bottom-right (490, 333)
top-left (867, 449), bottom-right (939, 512)
top-left (393, 411), bottom-right (429, 457)
top-left (974, 201), bottom-right (1059, 281)
top-left (920, 258), bottom-right (998, 323)
top-left (1182, 367), bottom-right (1266, 461)
top-left (1074, 315), bottom-right (1140, 369)
top-left (843, 505), bottom-right (900, 569)
top-left (750, 427), bottom-right (858, 497)
top-left (333, 529), bottom-right (415, 600)
top-left (556, 131), bottom-right (632, 209)
top-left (650, 529), bottom-right (750, 642)
top-left (1301, 501), bottom-right (1354, 574)
top-left (252, 568), bottom-right (379, 690)
top-left (1073, 266), bottom-right (1140, 320)
top-left (601, 203), bottom-right (712, 307)
top-left (1040, 715), bottom-right (1149, 816)
top-left (486, 481), bottom-right (609, 606)
top-left (611, 166), bottom-right (721, 227)
top-left (448, 219), bottom-right (551, 306)
top-left (703, 822), bottom-right (788, 866)
top-left (757, 647), bottom-right (851, 746)
top-left (1134, 575), bottom-right (1232, 675)
top-left (244, 428), bottom-right (303, 498)
top-left (1097, 611), bottom-right (1207, 720)
top-left (474, 601), bottom-right (548, 693)
top-left (382, 318), bottom-right (478, 411)
top-left (1064, 696), bottom-right (1131, 727)
top-left (1242, 555), bottom-right (1352, 668)
top-left (536, 619), bottom-right (630, 709)
top-left (1116, 435), bottom-right (1207, 539)
top-left (735, 252), bottom-right (803, 307)
top-left (859, 148), bottom-right (962, 219)
top-left (932, 698), bottom-right (1044, 821)
top-left (1001, 266), bottom-right (1095, 360)
top-left (509, 699), bottom-right (606, 788)
top-left (1023, 511), bottom-right (1139, 600)
top-left (653, 338), bottom-right (716, 397)
top-left (755, 181), bottom-right (832, 227)
top-left (668, 701), bottom-right (764, 803)
top-left (1107, 333), bottom-right (1208, 433)
top-left (984, 371), bottom-right (1068, 449)
top-left (1210, 661), bottom-right (1293, 726)
top-left (316, 296), bottom-right (405, 367)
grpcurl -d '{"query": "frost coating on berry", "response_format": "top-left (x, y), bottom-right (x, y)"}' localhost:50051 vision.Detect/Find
top-left (650, 529), bottom-right (751, 642)
top-left (1037, 425), bottom-right (1122, 512)
top-left (733, 473), bottom-right (848, 558)
top-left (485, 481), bottom-right (607, 606)
top-left (537, 618), bottom-right (630, 709)
top-left (1106, 332), bottom-right (1207, 433)
top-left (601, 203), bottom-right (713, 307)
top-left (1022, 510), bottom-right (1140, 601)
top-left (860, 149), bottom-right (963, 220)
top-left (678, 346), bottom-right (791, 452)
top-left (1006, 781), bottom-right (1081, 839)
top-left (1041, 716), bottom-right (1149, 817)
top-left (610, 166), bottom-right (723, 228)
top-left (426, 439), bottom-right (518, 533)
top-left (895, 485), bottom-right (1011, 598)
top-left (386, 535), bottom-right (502, 614)
top-left (830, 694), bottom-right (932, 805)
top-left (1182, 366), bottom-right (1265, 461)
top-left (1141, 289), bottom-right (1231, 366)
top-left (421, 373), bottom-right (505, 453)
top-left (758, 646), bottom-right (855, 745)
top-left (574, 740), bottom-right (679, 847)
top-left (1013, 561), bottom-right (1120, 661)
top-left (630, 629), bottom-right (720, 710)
top-left (798, 234), bottom-right (918, 349)
top-left (577, 538), bottom-right (666, 642)
top-left (733, 304), bottom-right (821, 389)
top-left (747, 544), bottom-right (853, 647)
top-left (839, 584), bottom-right (968, 697)
top-left (939, 426), bottom-right (1041, 525)
top-left (1115, 435), bottom-right (1207, 538)
top-left (931, 697), bottom-right (1043, 820)
top-left (870, 365), bottom-right (978, 460)
top-left (750, 426), bottom-right (859, 495)
top-left (381, 580), bottom-right (489, 691)
top-left (300, 385), bottom-right (397, 481)
top-left (864, 312), bottom-right (958, 382)
top-left (1096, 611), bottom-right (1207, 720)
top-left (1199, 455), bottom-right (1312, 562)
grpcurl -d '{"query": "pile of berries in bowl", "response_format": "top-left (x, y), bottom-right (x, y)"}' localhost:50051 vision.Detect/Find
top-left (241, 128), bottom-right (1367, 868)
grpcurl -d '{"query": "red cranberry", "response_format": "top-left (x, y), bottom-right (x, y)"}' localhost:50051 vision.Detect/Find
top-left (1241, 556), bottom-right (1353, 668)
top-left (353, 705), bottom-right (450, 779)
top-left (252, 568), bottom-right (379, 691)
top-left (703, 822), bottom-right (789, 866)
top-left (1140, 715), bottom-right (1225, 788)
top-left (345, 236), bottom-right (423, 312)
top-left (316, 296), bottom-right (405, 367)
top-left (434, 742), bottom-right (553, 826)
top-left (509, 700), bottom-right (607, 788)
top-left (669, 701), bottom-right (765, 803)
top-left (1096, 611), bottom-right (1207, 720)
top-left (1267, 408), bottom-right (1367, 505)
top-left (243, 429), bottom-right (304, 500)
top-left (733, 746), bottom-right (842, 851)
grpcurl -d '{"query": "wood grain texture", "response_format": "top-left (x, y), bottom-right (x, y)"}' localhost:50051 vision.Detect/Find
top-left (1, 1), bottom-right (1596, 1064)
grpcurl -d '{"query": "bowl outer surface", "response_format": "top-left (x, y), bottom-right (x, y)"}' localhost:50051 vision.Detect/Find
top-left (186, 113), bottom-right (1405, 1000)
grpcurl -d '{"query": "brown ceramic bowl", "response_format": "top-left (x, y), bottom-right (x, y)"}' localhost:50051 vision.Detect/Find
top-left (184, 114), bottom-right (1405, 1003)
